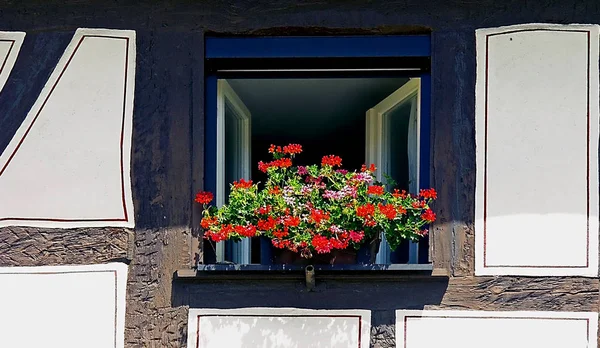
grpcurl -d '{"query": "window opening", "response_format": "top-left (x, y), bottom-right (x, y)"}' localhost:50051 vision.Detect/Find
top-left (204, 35), bottom-right (431, 266)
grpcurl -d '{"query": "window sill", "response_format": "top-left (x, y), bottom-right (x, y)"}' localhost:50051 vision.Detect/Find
top-left (176, 263), bottom-right (447, 281)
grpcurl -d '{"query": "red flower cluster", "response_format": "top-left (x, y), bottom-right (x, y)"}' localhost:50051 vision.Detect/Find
top-left (419, 188), bottom-right (438, 199)
top-left (356, 203), bottom-right (376, 226)
top-left (412, 200), bottom-right (426, 209)
top-left (283, 215), bottom-right (301, 227)
top-left (367, 185), bottom-right (385, 196)
top-left (273, 229), bottom-right (289, 239)
top-left (204, 224), bottom-right (232, 242)
top-left (321, 155), bottom-right (342, 167)
top-left (349, 230), bottom-right (365, 243)
top-left (378, 204), bottom-right (397, 220)
top-left (272, 239), bottom-right (303, 251)
top-left (196, 143), bottom-right (438, 260)
top-left (421, 209), bottom-right (436, 222)
top-left (283, 144), bottom-right (302, 154)
top-left (310, 209), bottom-right (330, 225)
top-left (195, 191), bottom-right (213, 204)
top-left (258, 158), bottom-right (293, 172)
top-left (233, 179), bottom-right (253, 189)
top-left (234, 224), bottom-right (257, 237)
top-left (392, 189), bottom-right (407, 198)
top-left (361, 163), bottom-right (377, 172)
top-left (311, 235), bottom-right (347, 254)
top-left (269, 143), bottom-right (303, 155)
top-left (200, 216), bottom-right (218, 229)
top-left (356, 203), bottom-right (375, 219)
top-left (257, 205), bottom-right (272, 215)
top-left (257, 216), bottom-right (277, 231)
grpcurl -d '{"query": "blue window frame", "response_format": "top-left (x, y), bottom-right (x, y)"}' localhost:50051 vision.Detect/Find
top-left (204, 35), bottom-right (431, 265)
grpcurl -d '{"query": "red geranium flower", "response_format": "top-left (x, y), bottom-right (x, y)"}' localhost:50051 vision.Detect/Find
top-left (310, 209), bottom-right (330, 225)
top-left (200, 216), bottom-right (218, 229)
top-left (349, 230), bottom-right (365, 243)
top-left (321, 155), bottom-right (342, 167)
top-left (378, 204), bottom-right (397, 219)
top-left (233, 179), bottom-right (253, 189)
top-left (195, 191), bottom-right (213, 204)
top-left (367, 185), bottom-right (384, 196)
top-left (283, 144), bottom-right (303, 155)
top-left (421, 209), bottom-right (436, 222)
top-left (412, 200), bottom-right (426, 209)
top-left (234, 224), bottom-right (257, 237)
top-left (419, 188), bottom-right (438, 199)
top-left (361, 163), bottom-right (377, 172)
top-left (392, 189), bottom-right (407, 199)
top-left (283, 215), bottom-right (301, 227)
top-left (356, 203), bottom-right (375, 219)
top-left (257, 216), bottom-right (278, 231)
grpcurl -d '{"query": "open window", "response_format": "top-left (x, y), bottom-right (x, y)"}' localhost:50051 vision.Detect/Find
top-left (204, 36), bottom-right (431, 266)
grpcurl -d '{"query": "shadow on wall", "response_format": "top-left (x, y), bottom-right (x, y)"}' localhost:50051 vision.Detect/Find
top-left (172, 277), bottom-right (449, 329)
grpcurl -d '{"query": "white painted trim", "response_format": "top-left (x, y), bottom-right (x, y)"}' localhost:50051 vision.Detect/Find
top-left (366, 78), bottom-right (421, 264)
top-left (216, 79), bottom-right (252, 264)
top-left (396, 310), bottom-right (597, 348)
top-left (0, 262), bottom-right (128, 348)
top-left (474, 23), bottom-right (599, 276)
top-left (188, 307), bottom-right (371, 348)
top-left (0, 28), bottom-right (136, 228)
top-left (0, 31), bottom-right (25, 94)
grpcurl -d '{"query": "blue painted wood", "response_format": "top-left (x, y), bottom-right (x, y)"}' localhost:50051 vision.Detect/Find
top-left (419, 72), bottom-right (432, 264)
top-left (204, 75), bottom-right (218, 198)
top-left (206, 36), bottom-right (431, 58)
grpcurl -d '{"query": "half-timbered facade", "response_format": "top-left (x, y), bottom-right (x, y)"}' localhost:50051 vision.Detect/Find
top-left (0, 1), bottom-right (598, 347)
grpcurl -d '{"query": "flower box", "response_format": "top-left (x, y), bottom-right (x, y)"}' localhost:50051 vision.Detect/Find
top-left (196, 144), bottom-right (437, 265)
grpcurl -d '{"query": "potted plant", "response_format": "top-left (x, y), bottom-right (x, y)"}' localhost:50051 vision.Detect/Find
top-left (195, 144), bottom-right (437, 264)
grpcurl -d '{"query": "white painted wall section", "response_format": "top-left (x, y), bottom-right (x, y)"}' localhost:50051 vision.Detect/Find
top-left (475, 24), bottom-right (599, 276)
top-left (0, 263), bottom-right (128, 348)
top-left (0, 28), bottom-right (136, 228)
top-left (396, 310), bottom-right (597, 348)
top-left (0, 31), bottom-right (25, 94)
top-left (188, 308), bottom-right (371, 348)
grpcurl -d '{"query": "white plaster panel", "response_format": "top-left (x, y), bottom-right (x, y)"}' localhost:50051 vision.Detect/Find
top-left (0, 28), bottom-right (135, 228)
top-left (0, 31), bottom-right (25, 94)
top-left (187, 308), bottom-right (371, 348)
top-left (0, 262), bottom-right (128, 348)
top-left (396, 310), bottom-right (597, 348)
top-left (475, 24), bottom-right (600, 276)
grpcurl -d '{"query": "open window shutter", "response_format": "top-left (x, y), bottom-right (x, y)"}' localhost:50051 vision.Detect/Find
top-left (475, 24), bottom-right (599, 276)
top-left (216, 80), bottom-right (252, 264)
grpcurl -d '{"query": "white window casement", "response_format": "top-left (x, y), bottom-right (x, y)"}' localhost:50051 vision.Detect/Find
top-left (366, 78), bottom-right (421, 264)
top-left (215, 79), bottom-right (252, 264)
top-left (204, 36), bottom-right (432, 266)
